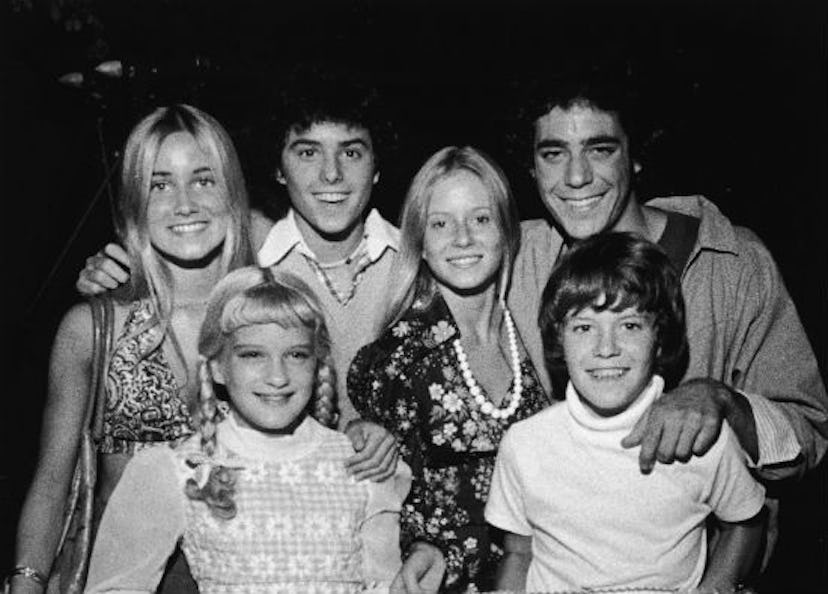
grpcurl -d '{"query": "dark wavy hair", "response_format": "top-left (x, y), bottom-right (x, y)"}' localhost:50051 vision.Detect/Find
top-left (266, 65), bottom-right (396, 172)
top-left (538, 232), bottom-right (688, 393)
top-left (507, 61), bottom-right (644, 171)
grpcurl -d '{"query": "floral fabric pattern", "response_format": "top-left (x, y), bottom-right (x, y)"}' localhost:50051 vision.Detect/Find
top-left (181, 433), bottom-right (370, 593)
top-left (348, 296), bottom-right (550, 592)
top-left (101, 300), bottom-right (193, 453)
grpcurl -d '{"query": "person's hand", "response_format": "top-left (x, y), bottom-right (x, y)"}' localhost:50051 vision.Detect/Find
top-left (621, 378), bottom-right (730, 473)
top-left (8, 573), bottom-right (48, 594)
top-left (76, 243), bottom-right (130, 295)
top-left (344, 420), bottom-right (398, 482)
top-left (390, 542), bottom-right (445, 594)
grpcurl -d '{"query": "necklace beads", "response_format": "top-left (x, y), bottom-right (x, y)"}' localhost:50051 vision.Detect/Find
top-left (452, 306), bottom-right (523, 420)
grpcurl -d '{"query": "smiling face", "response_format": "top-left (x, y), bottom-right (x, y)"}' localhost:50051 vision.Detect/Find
top-left (532, 104), bottom-right (636, 240)
top-left (211, 323), bottom-right (317, 434)
top-left (147, 132), bottom-right (230, 265)
top-left (562, 304), bottom-right (657, 417)
top-left (422, 170), bottom-right (504, 298)
top-left (278, 121), bottom-right (378, 255)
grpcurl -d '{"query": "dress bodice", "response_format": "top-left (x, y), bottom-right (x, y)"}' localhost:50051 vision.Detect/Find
top-left (349, 295), bottom-right (550, 592)
top-left (101, 300), bottom-right (193, 454)
top-left (181, 430), bottom-right (370, 594)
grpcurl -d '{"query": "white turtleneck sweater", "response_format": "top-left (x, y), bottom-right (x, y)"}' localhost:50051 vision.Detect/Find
top-left (485, 375), bottom-right (765, 593)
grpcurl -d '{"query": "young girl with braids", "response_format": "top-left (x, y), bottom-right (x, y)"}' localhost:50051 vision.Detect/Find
top-left (84, 267), bottom-right (415, 593)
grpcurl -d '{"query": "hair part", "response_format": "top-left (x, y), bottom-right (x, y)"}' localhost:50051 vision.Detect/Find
top-left (116, 104), bottom-right (253, 356)
top-left (187, 266), bottom-right (338, 518)
top-left (196, 266), bottom-right (339, 447)
top-left (383, 146), bottom-right (520, 329)
top-left (538, 232), bottom-right (688, 393)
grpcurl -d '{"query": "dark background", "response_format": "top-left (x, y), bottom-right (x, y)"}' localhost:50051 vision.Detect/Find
top-left (2, 0), bottom-right (826, 590)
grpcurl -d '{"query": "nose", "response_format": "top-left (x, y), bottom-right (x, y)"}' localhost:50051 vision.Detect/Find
top-left (594, 327), bottom-right (620, 358)
top-left (265, 359), bottom-right (289, 388)
top-left (173, 186), bottom-right (198, 215)
top-left (320, 153), bottom-right (343, 184)
top-left (565, 153), bottom-right (593, 188)
top-left (452, 220), bottom-right (472, 247)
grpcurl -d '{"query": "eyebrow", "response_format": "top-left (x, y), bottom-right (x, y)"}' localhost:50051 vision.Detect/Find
top-left (566, 313), bottom-right (596, 321)
top-left (535, 135), bottom-right (622, 151)
top-left (535, 139), bottom-right (567, 151)
top-left (287, 138), bottom-right (371, 150)
top-left (151, 166), bottom-right (213, 176)
top-left (427, 205), bottom-right (492, 216)
top-left (233, 336), bottom-right (314, 348)
top-left (584, 135), bottom-right (622, 146)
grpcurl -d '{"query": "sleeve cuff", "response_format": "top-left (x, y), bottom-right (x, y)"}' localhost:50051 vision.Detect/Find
top-left (741, 391), bottom-right (802, 467)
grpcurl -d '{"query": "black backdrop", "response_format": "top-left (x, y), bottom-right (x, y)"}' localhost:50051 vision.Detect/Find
top-left (2, 1), bottom-right (826, 590)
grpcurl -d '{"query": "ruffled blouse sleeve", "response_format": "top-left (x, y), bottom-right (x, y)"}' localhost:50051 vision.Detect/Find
top-left (85, 446), bottom-right (188, 593)
top-left (360, 460), bottom-right (412, 591)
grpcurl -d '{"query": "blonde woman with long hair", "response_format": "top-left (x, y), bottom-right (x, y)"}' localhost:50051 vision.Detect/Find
top-left (12, 104), bottom-right (254, 594)
top-left (349, 146), bottom-right (552, 592)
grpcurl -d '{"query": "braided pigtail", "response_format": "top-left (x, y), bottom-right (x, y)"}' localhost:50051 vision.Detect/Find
top-left (197, 356), bottom-right (219, 457)
top-left (312, 356), bottom-right (339, 429)
top-left (184, 356), bottom-right (239, 520)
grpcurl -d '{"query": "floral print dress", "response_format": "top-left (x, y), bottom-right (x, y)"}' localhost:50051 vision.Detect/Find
top-left (348, 295), bottom-right (550, 592)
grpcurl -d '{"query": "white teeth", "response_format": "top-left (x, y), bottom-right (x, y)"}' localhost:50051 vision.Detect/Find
top-left (449, 256), bottom-right (481, 267)
top-left (566, 196), bottom-right (602, 212)
top-left (170, 222), bottom-right (207, 233)
top-left (315, 193), bottom-right (348, 202)
top-left (589, 369), bottom-right (626, 379)
top-left (256, 393), bottom-right (288, 402)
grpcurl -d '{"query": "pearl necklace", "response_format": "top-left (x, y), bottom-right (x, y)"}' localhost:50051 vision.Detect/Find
top-left (452, 306), bottom-right (523, 420)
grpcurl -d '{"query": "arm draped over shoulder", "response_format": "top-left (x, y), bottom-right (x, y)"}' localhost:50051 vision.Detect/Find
top-left (688, 225), bottom-right (828, 479)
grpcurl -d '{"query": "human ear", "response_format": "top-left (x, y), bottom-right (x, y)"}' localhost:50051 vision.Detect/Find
top-left (276, 169), bottom-right (286, 185)
top-left (633, 161), bottom-right (643, 175)
top-left (652, 340), bottom-right (663, 372)
top-left (373, 171), bottom-right (380, 185)
top-left (210, 359), bottom-right (227, 385)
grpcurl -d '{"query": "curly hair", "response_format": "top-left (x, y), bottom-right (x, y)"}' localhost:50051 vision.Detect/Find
top-left (263, 65), bottom-right (396, 173)
top-left (507, 61), bottom-right (644, 171)
top-left (538, 232), bottom-right (688, 394)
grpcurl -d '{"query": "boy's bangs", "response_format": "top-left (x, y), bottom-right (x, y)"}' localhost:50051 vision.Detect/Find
top-left (561, 269), bottom-right (651, 317)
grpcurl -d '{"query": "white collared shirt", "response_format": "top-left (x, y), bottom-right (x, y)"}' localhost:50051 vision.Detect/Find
top-left (257, 208), bottom-right (399, 268)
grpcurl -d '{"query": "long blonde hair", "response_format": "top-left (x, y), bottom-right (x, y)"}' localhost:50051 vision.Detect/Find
top-left (116, 104), bottom-right (253, 349)
top-left (384, 146), bottom-right (520, 328)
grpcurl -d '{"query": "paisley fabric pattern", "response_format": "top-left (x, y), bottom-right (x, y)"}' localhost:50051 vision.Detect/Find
top-left (100, 300), bottom-right (193, 454)
top-left (348, 295), bottom-right (550, 592)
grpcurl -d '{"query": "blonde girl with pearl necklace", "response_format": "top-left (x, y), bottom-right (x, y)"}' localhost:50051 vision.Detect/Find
top-left (348, 146), bottom-right (551, 592)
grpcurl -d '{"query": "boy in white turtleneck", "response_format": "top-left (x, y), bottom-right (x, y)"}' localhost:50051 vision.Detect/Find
top-left (485, 232), bottom-right (766, 594)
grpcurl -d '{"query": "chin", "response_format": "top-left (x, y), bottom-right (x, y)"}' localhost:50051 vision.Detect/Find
top-left (565, 222), bottom-right (609, 241)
